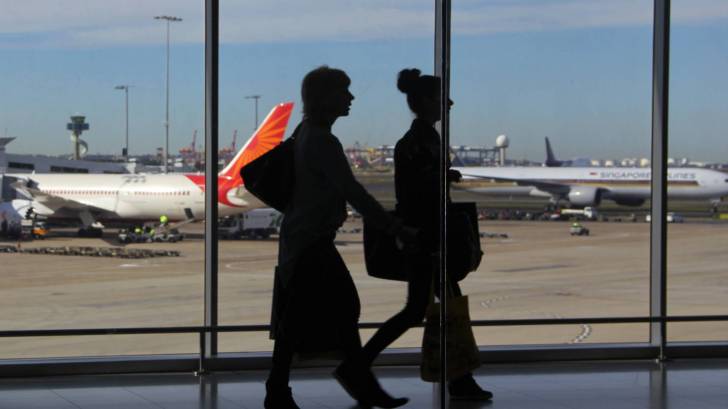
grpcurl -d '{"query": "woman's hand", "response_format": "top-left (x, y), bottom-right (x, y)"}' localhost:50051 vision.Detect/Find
top-left (448, 169), bottom-right (462, 183)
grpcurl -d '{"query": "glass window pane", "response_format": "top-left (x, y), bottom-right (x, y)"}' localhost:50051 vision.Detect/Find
top-left (0, 335), bottom-right (199, 359)
top-left (667, 1), bottom-right (728, 342)
top-left (0, 1), bottom-right (205, 357)
top-left (218, 1), bottom-right (434, 353)
top-left (451, 1), bottom-right (654, 346)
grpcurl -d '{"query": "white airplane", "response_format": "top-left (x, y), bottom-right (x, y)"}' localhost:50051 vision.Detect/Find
top-left (0, 102), bottom-right (294, 235)
top-left (454, 166), bottom-right (728, 208)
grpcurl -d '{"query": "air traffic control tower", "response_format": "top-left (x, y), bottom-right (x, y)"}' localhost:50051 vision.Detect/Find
top-left (67, 115), bottom-right (89, 160)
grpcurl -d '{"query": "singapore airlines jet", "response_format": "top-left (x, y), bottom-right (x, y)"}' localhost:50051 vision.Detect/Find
top-left (1, 102), bottom-right (294, 234)
top-left (454, 166), bottom-right (728, 208)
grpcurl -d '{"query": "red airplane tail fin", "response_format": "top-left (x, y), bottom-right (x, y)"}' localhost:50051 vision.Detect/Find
top-left (218, 102), bottom-right (294, 183)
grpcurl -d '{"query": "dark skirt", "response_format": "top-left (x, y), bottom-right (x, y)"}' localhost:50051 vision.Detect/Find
top-left (270, 236), bottom-right (361, 356)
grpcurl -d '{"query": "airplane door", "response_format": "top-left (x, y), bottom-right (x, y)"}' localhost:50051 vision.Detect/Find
top-left (115, 175), bottom-right (147, 217)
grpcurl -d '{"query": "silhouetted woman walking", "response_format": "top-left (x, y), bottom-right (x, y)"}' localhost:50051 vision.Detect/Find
top-left (265, 66), bottom-right (411, 409)
top-left (355, 68), bottom-right (493, 401)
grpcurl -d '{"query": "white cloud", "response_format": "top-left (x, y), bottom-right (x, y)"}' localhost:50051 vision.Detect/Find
top-left (454, 0), bottom-right (728, 35)
top-left (1, 0), bottom-right (727, 48)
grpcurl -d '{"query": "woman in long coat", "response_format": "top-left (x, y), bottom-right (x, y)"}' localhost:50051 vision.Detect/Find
top-left (265, 66), bottom-right (411, 409)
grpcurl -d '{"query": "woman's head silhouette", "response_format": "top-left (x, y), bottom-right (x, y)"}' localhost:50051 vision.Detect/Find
top-left (302, 66), bottom-right (354, 125)
top-left (397, 68), bottom-right (450, 124)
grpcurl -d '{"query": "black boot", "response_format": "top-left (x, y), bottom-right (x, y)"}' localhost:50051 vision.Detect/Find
top-left (264, 380), bottom-right (301, 409)
top-left (334, 361), bottom-right (409, 408)
top-left (448, 374), bottom-right (493, 401)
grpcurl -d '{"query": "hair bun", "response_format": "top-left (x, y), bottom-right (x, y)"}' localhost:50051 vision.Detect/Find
top-left (397, 68), bottom-right (421, 94)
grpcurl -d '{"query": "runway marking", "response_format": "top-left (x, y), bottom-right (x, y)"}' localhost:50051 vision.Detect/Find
top-left (545, 312), bottom-right (593, 344)
top-left (572, 324), bottom-right (592, 343)
top-left (478, 299), bottom-right (593, 343)
top-left (119, 264), bottom-right (141, 268)
top-left (480, 296), bottom-right (512, 309)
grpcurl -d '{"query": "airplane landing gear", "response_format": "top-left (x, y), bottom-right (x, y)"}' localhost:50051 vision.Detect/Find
top-left (711, 203), bottom-right (720, 216)
top-left (545, 201), bottom-right (563, 213)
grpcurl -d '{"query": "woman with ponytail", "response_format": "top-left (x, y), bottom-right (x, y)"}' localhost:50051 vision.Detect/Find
top-left (351, 68), bottom-right (493, 402)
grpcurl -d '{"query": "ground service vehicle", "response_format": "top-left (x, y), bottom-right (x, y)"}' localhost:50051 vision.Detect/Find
top-left (219, 208), bottom-right (282, 239)
top-left (118, 223), bottom-right (184, 243)
top-left (31, 221), bottom-right (48, 239)
top-left (560, 206), bottom-right (598, 220)
top-left (645, 212), bottom-right (684, 223)
top-left (570, 222), bottom-right (590, 236)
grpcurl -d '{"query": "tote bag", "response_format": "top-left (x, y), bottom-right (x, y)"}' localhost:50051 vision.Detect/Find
top-left (363, 210), bottom-right (406, 281)
top-left (363, 202), bottom-right (483, 282)
top-left (240, 125), bottom-right (300, 212)
top-left (420, 287), bottom-right (481, 382)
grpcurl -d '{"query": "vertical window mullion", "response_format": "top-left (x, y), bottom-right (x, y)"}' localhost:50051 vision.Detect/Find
top-left (204, 0), bottom-right (220, 360)
top-left (650, 0), bottom-right (670, 359)
top-left (435, 0), bottom-right (451, 402)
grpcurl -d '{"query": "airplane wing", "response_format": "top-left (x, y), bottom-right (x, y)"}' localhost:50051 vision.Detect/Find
top-left (10, 179), bottom-right (111, 218)
top-left (457, 171), bottom-right (572, 196)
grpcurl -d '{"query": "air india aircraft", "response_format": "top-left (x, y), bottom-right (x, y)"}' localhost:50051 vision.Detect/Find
top-left (0, 102), bottom-right (294, 236)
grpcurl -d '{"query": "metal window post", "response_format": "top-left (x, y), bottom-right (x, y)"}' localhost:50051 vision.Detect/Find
top-left (114, 85), bottom-right (131, 159)
top-left (165, 20), bottom-right (170, 173)
top-left (245, 95), bottom-right (261, 130)
top-left (154, 15), bottom-right (182, 173)
top-left (435, 0), bottom-right (451, 405)
top-left (650, 0), bottom-right (670, 360)
top-left (124, 87), bottom-right (129, 158)
top-left (204, 0), bottom-right (220, 364)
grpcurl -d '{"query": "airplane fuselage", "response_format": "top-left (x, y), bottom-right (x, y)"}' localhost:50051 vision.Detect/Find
top-left (9, 173), bottom-right (261, 223)
top-left (456, 166), bottom-right (728, 205)
top-left (0, 102), bottom-right (293, 229)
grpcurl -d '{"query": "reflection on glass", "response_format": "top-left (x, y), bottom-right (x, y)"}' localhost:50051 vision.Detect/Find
top-left (0, 1), bottom-right (204, 357)
top-left (667, 1), bottom-right (728, 342)
top-left (450, 1), bottom-right (654, 345)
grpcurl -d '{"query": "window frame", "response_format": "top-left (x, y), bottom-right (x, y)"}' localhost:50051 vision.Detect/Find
top-left (2, 0), bottom-right (727, 379)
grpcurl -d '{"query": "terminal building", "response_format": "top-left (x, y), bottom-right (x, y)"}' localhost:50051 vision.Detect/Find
top-left (0, 137), bottom-right (129, 174)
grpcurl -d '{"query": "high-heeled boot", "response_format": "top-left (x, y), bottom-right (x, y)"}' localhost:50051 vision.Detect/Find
top-left (333, 361), bottom-right (409, 408)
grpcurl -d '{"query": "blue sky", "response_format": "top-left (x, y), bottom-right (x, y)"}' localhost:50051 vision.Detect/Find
top-left (0, 0), bottom-right (727, 163)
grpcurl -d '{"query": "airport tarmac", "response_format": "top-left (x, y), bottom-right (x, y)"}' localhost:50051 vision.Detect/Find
top-left (1, 218), bottom-right (727, 359)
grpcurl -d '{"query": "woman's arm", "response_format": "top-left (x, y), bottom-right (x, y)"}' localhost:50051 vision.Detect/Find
top-left (307, 134), bottom-right (398, 231)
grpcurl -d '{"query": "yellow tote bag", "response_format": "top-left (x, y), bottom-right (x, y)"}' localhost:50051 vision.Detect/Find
top-left (420, 293), bottom-right (481, 382)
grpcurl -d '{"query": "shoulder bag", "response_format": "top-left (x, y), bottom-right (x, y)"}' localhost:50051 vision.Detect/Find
top-left (240, 124), bottom-right (301, 212)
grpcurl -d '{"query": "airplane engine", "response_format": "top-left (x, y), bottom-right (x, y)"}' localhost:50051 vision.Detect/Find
top-left (567, 186), bottom-right (602, 207)
top-left (0, 199), bottom-right (33, 234)
top-left (614, 197), bottom-right (646, 207)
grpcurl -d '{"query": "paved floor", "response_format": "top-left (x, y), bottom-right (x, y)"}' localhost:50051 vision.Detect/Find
top-left (1, 359), bottom-right (727, 408)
